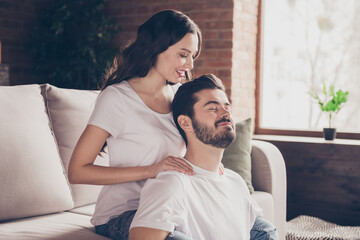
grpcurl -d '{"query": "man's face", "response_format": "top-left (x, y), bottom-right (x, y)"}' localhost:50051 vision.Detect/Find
top-left (191, 88), bottom-right (235, 148)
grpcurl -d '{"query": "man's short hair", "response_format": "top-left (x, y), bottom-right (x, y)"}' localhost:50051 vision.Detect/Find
top-left (172, 74), bottom-right (225, 144)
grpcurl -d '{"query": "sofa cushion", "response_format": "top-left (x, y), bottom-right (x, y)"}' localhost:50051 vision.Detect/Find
top-left (0, 85), bottom-right (74, 221)
top-left (68, 203), bottom-right (96, 216)
top-left (41, 84), bottom-right (109, 207)
top-left (222, 118), bottom-right (254, 193)
top-left (0, 212), bottom-right (110, 240)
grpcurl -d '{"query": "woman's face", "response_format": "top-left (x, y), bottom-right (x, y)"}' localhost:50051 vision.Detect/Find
top-left (153, 33), bottom-right (199, 84)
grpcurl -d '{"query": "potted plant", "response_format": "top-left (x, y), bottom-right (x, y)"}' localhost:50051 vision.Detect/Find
top-left (309, 83), bottom-right (349, 140)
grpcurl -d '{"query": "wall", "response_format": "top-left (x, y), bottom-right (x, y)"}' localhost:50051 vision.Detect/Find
top-left (105, 0), bottom-right (259, 121)
top-left (106, 0), bottom-right (234, 85)
top-left (0, 0), bottom-right (52, 85)
top-left (232, 0), bottom-right (259, 121)
top-left (0, 0), bottom-right (259, 120)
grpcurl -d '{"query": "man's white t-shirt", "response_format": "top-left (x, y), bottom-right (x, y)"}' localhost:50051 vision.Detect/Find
top-left (88, 81), bottom-right (186, 226)
top-left (130, 159), bottom-right (263, 240)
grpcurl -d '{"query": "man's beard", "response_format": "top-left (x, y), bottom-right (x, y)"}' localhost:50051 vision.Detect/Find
top-left (192, 118), bottom-right (235, 148)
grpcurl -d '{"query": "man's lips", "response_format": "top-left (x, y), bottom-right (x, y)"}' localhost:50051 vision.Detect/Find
top-left (215, 119), bottom-right (233, 128)
top-left (217, 122), bottom-right (232, 127)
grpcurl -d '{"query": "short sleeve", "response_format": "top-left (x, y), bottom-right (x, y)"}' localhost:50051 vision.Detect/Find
top-left (88, 86), bottom-right (125, 137)
top-left (130, 172), bottom-right (187, 232)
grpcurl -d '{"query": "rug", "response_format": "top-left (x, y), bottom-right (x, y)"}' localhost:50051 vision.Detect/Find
top-left (286, 215), bottom-right (360, 240)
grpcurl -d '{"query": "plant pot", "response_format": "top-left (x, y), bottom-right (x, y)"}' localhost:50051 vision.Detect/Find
top-left (323, 128), bottom-right (337, 140)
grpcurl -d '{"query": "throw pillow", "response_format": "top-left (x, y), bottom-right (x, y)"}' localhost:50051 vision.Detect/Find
top-left (222, 117), bottom-right (254, 193)
top-left (41, 84), bottom-right (109, 207)
top-left (0, 85), bottom-right (74, 221)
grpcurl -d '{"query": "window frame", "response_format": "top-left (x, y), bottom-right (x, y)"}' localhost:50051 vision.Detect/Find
top-left (254, 0), bottom-right (360, 140)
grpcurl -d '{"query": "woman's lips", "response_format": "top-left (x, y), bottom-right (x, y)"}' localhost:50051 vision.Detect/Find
top-left (176, 70), bottom-right (185, 77)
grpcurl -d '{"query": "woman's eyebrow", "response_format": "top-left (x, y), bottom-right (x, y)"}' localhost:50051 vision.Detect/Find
top-left (180, 48), bottom-right (191, 52)
top-left (180, 48), bottom-right (198, 55)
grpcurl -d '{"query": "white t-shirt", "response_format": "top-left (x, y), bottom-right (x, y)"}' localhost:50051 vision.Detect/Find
top-left (89, 81), bottom-right (186, 226)
top-left (130, 159), bottom-right (263, 240)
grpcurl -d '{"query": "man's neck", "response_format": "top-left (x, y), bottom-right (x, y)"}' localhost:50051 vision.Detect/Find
top-left (184, 140), bottom-right (224, 172)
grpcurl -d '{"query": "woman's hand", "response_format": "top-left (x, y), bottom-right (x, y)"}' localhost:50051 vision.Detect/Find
top-left (150, 156), bottom-right (195, 177)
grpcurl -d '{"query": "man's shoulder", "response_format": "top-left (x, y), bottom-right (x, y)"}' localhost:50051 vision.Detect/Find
top-left (156, 170), bottom-right (189, 183)
top-left (141, 171), bottom-right (189, 199)
top-left (223, 168), bottom-right (250, 191)
top-left (146, 171), bottom-right (189, 187)
top-left (224, 168), bottom-right (247, 182)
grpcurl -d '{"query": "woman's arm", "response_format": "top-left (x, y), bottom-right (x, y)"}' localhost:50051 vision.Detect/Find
top-left (68, 125), bottom-right (194, 185)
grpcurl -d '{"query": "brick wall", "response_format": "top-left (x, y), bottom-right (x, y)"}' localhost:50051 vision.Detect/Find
top-left (232, 0), bottom-right (259, 122)
top-left (0, 0), bottom-right (52, 85)
top-left (106, 0), bottom-right (259, 122)
top-left (0, 0), bottom-right (260, 123)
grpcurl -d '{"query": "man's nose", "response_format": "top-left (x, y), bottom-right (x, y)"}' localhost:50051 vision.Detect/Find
top-left (220, 107), bottom-right (231, 119)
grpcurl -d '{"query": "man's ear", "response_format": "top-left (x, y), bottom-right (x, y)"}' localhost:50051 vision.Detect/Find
top-left (177, 115), bottom-right (193, 132)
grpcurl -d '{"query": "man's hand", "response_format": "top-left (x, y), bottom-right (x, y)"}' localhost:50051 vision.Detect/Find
top-left (129, 227), bottom-right (170, 240)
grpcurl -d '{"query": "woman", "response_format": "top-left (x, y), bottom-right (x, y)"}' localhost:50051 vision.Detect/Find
top-left (68, 9), bottom-right (201, 240)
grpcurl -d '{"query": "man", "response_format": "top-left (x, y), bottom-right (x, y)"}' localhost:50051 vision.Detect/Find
top-left (129, 74), bottom-right (278, 240)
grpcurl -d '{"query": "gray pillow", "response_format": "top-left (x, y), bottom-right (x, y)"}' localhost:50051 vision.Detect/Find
top-left (222, 118), bottom-right (254, 193)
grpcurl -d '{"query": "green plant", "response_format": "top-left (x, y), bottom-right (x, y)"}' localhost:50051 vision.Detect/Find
top-left (29, 0), bottom-right (121, 90)
top-left (309, 83), bottom-right (349, 128)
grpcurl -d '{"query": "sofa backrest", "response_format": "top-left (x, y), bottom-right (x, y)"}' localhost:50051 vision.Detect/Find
top-left (0, 84), bottom-right (109, 222)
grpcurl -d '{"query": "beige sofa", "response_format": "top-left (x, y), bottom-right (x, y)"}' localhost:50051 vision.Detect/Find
top-left (0, 84), bottom-right (287, 240)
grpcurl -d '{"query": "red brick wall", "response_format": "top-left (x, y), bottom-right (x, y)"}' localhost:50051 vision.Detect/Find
top-left (232, 0), bottom-right (259, 122)
top-left (106, 0), bottom-right (259, 122)
top-left (106, 0), bottom-right (234, 83)
top-left (0, 0), bottom-right (52, 85)
top-left (0, 0), bottom-right (259, 123)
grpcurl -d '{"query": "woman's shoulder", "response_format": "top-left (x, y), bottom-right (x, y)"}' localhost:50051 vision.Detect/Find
top-left (100, 81), bottom-right (132, 97)
top-left (94, 81), bottom-right (133, 107)
top-left (103, 80), bottom-right (129, 92)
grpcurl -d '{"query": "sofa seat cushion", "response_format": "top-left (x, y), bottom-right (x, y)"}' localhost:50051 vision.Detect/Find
top-left (41, 84), bottom-right (109, 208)
top-left (68, 204), bottom-right (96, 216)
top-left (0, 212), bottom-right (109, 240)
top-left (0, 85), bottom-right (73, 221)
top-left (251, 191), bottom-right (274, 223)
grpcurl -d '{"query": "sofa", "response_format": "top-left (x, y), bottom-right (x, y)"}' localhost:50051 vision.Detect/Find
top-left (0, 84), bottom-right (287, 240)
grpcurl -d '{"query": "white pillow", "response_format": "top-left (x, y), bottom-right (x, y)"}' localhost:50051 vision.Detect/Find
top-left (0, 85), bottom-right (74, 221)
top-left (41, 84), bottom-right (109, 207)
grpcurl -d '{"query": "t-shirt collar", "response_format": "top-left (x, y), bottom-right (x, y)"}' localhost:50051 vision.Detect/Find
top-left (182, 158), bottom-right (220, 178)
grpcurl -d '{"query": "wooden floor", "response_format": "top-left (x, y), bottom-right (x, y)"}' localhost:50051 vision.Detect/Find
top-left (254, 135), bottom-right (360, 226)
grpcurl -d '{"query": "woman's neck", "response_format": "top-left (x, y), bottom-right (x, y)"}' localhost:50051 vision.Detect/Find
top-left (130, 70), bottom-right (167, 95)
top-left (128, 71), bottom-right (174, 114)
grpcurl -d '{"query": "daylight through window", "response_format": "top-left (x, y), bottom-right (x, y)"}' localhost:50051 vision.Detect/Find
top-left (259, 0), bottom-right (360, 133)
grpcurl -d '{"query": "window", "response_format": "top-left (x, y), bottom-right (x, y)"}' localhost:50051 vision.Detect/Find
top-left (257, 0), bottom-right (360, 138)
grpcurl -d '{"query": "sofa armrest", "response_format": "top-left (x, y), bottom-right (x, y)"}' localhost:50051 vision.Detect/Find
top-left (250, 140), bottom-right (287, 240)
